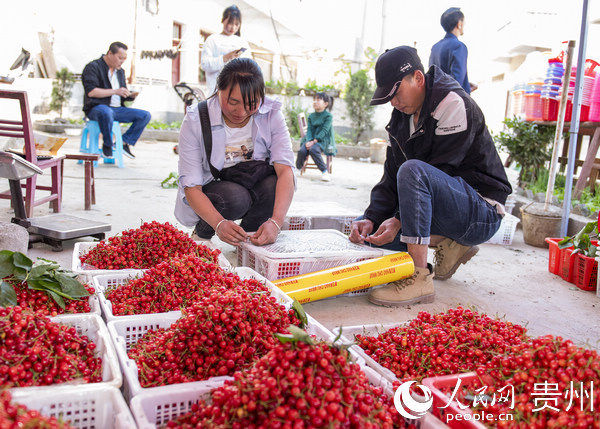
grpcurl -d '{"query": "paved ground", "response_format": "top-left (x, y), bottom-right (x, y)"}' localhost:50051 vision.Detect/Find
top-left (2, 136), bottom-right (599, 350)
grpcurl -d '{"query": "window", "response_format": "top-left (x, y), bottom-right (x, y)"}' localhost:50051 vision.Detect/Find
top-left (172, 22), bottom-right (182, 84)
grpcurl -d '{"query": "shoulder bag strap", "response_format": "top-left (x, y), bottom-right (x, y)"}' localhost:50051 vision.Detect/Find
top-left (198, 100), bottom-right (221, 180)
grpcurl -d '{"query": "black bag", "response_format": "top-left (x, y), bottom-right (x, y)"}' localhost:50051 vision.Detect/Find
top-left (198, 101), bottom-right (275, 190)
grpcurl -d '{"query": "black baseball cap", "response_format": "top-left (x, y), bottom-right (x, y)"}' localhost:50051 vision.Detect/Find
top-left (370, 46), bottom-right (424, 106)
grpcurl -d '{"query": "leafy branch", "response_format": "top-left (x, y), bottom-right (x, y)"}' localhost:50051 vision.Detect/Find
top-left (558, 221), bottom-right (598, 257)
top-left (0, 251), bottom-right (90, 309)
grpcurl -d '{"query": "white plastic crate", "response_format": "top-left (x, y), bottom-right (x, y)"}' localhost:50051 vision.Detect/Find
top-left (93, 270), bottom-right (144, 322)
top-left (93, 267), bottom-right (292, 322)
top-left (485, 213), bottom-right (520, 245)
top-left (108, 309), bottom-right (336, 402)
top-left (332, 323), bottom-right (408, 385)
top-left (10, 385), bottom-right (135, 429)
top-left (282, 215), bottom-right (357, 235)
top-left (310, 215), bottom-right (357, 235)
top-left (237, 229), bottom-right (384, 281)
top-left (282, 215), bottom-right (311, 231)
top-left (131, 345), bottom-right (443, 428)
top-left (72, 240), bottom-right (230, 278)
top-left (10, 314), bottom-right (122, 394)
top-left (130, 317), bottom-right (345, 428)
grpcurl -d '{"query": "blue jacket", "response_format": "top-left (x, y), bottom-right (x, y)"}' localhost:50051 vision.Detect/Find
top-left (429, 33), bottom-right (470, 94)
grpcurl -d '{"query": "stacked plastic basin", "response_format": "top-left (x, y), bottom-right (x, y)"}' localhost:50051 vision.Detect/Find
top-left (589, 71), bottom-right (600, 121)
top-left (542, 59), bottom-right (564, 121)
top-left (524, 81), bottom-right (543, 121)
top-left (562, 60), bottom-right (599, 122)
top-left (511, 83), bottom-right (526, 117)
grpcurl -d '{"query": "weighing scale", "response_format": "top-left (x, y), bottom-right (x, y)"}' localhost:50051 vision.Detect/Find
top-left (0, 151), bottom-right (111, 251)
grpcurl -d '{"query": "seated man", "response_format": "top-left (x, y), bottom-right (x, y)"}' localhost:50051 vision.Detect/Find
top-left (349, 46), bottom-right (511, 307)
top-left (81, 41), bottom-right (151, 159)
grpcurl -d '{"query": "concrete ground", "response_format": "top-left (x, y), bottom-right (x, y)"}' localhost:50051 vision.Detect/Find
top-left (2, 136), bottom-right (599, 351)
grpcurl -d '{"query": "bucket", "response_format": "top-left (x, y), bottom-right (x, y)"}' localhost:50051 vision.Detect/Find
top-left (520, 203), bottom-right (562, 248)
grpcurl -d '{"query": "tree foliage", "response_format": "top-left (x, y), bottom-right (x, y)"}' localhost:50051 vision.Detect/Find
top-left (49, 68), bottom-right (76, 118)
top-left (343, 69), bottom-right (374, 144)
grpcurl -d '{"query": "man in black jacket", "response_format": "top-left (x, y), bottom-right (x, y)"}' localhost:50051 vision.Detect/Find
top-left (349, 46), bottom-right (511, 307)
top-left (81, 42), bottom-right (151, 159)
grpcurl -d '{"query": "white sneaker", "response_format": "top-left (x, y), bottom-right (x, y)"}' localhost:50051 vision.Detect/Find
top-left (321, 172), bottom-right (331, 182)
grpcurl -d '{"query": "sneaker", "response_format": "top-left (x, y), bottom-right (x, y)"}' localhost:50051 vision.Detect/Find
top-left (321, 171), bottom-right (331, 182)
top-left (368, 264), bottom-right (435, 307)
top-left (433, 238), bottom-right (479, 280)
top-left (123, 144), bottom-right (135, 159)
top-left (102, 145), bottom-right (113, 158)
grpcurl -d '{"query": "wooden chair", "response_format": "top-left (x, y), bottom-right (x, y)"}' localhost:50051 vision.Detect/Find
top-left (297, 112), bottom-right (333, 174)
top-left (0, 90), bottom-right (65, 217)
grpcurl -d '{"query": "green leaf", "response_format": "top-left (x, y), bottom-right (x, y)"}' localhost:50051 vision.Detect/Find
top-left (0, 281), bottom-right (17, 307)
top-left (11, 267), bottom-right (28, 281)
top-left (292, 299), bottom-right (308, 329)
top-left (275, 325), bottom-right (315, 345)
top-left (0, 251), bottom-right (14, 278)
top-left (47, 290), bottom-right (65, 309)
top-left (55, 274), bottom-right (90, 298)
top-left (12, 252), bottom-right (32, 271)
top-left (29, 263), bottom-right (56, 279)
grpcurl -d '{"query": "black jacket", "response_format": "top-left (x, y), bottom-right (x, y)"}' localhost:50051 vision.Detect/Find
top-left (81, 56), bottom-right (133, 115)
top-left (364, 65), bottom-right (512, 228)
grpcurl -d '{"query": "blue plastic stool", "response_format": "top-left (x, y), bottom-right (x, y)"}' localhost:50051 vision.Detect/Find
top-left (79, 120), bottom-right (124, 168)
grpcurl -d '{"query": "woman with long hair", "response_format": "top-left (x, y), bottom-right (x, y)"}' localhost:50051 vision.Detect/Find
top-left (201, 5), bottom-right (251, 95)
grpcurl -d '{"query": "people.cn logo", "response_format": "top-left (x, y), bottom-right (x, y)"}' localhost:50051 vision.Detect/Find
top-left (393, 381), bottom-right (433, 419)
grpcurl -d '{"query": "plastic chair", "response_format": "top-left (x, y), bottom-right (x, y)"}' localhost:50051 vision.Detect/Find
top-left (80, 120), bottom-right (124, 168)
top-left (0, 89), bottom-right (64, 217)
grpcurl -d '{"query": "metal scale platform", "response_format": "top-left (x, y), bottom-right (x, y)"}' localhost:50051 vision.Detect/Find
top-left (0, 151), bottom-right (110, 251)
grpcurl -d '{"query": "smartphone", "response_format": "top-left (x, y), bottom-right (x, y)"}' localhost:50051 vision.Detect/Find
top-left (238, 47), bottom-right (247, 53)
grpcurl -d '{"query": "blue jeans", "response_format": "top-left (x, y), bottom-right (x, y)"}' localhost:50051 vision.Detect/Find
top-left (194, 175), bottom-right (277, 238)
top-left (362, 160), bottom-right (502, 251)
top-left (296, 143), bottom-right (327, 172)
top-left (87, 105), bottom-right (151, 149)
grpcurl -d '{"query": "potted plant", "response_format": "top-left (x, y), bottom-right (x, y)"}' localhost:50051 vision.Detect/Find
top-left (284, 81), bottom-right (300, 96)
top-left (34, 68), bottom-right (77, 134)
top-left (302, 79), bottom-right (319, 96)
top-left (265, 80), bottom-right (284, 95)
top-left (494, 117), bottom-right (563, 248)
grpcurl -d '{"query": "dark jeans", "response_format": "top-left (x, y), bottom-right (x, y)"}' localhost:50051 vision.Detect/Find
top-left (360, 160), bottom-right (502, 251)
top-left (194, 175), bottom-right (277, 238)
top-left (87, 105), bottom-right (151, 149)
top-left (296, 143), bottom-right (327, 172)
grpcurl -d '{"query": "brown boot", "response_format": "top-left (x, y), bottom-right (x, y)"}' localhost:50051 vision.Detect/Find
top-left (368, 264), bottom-right (435, 307)
top-left (433, 238), bottom-right (479, 280)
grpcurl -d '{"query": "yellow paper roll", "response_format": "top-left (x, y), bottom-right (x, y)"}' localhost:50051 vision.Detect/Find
top-left (274, 253), bottom-right (414, 303)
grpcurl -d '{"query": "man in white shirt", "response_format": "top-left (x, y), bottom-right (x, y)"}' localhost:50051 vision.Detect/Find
top-left (81, 42), bottom-right (151, 159)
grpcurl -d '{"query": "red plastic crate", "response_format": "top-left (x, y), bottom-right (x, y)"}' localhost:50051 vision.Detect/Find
top-left (422, 373), bottom-right (486, 429)
top-left (560, 247), bottom-right (575, 282)
top-left (545, 237), bottom-right (562, 275)
top-left (572, 253), bottom-right (598, 291)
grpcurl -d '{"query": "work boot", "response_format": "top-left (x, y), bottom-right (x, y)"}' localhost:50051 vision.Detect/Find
top-left (433, 238), bottom-right (479, 280)
top-left (368, 264), bottom-right (435, 307)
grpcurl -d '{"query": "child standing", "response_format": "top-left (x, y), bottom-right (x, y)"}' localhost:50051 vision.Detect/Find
top-left (295, 92), bottom-right (336, 181)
